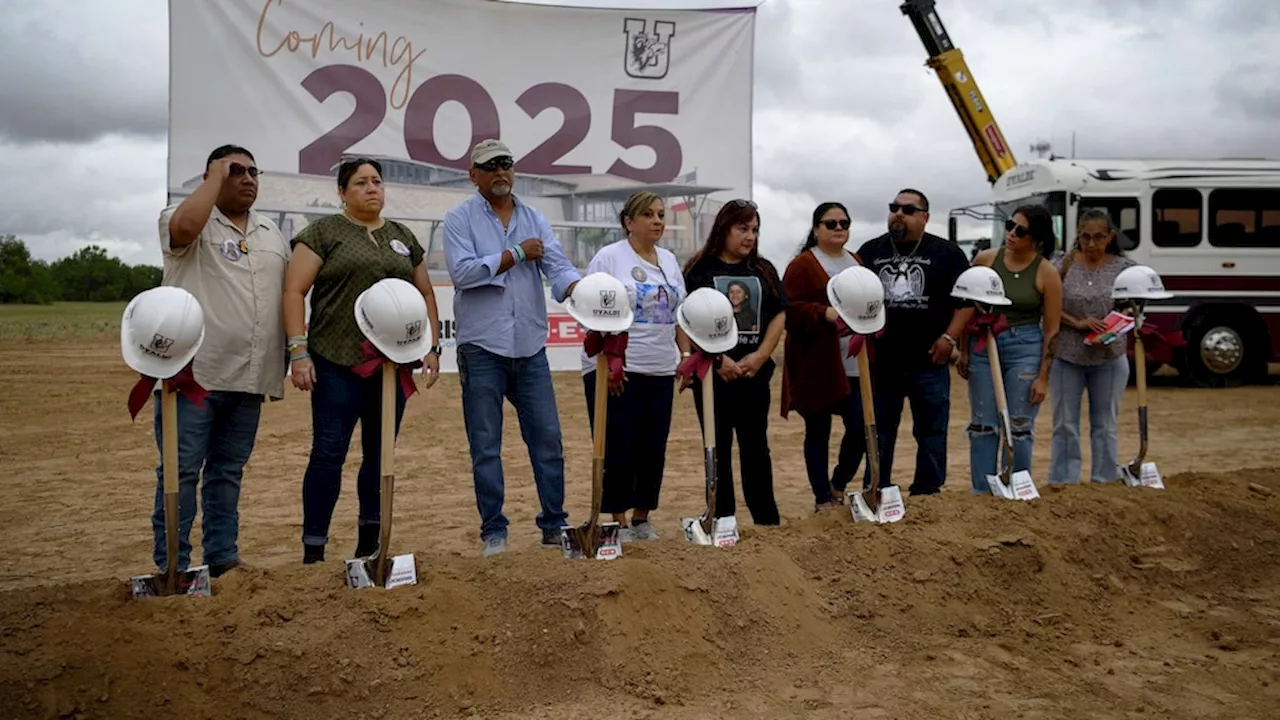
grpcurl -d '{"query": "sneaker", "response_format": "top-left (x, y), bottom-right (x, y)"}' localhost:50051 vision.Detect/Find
top-left (629, 521), bottom-right (659, 541)
top-left (541, 527), bottom-right (565, 548)
top-left (482, 535), bottom-right (508, 558)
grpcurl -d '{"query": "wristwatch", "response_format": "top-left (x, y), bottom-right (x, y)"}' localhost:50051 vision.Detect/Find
top-left (429, 344), bottom-right (442, 356)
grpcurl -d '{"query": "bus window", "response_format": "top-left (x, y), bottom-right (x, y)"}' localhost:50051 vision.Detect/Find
top-left (1077, 197), bottom-right (1139, 251)
top-left (1152, 189), bottom-right (1203, 248)
top-left (1209, 189), bottom-right (1280, 248)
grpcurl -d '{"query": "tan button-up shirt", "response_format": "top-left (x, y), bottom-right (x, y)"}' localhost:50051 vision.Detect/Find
top-left (157, 204), bottom-right (290, 399)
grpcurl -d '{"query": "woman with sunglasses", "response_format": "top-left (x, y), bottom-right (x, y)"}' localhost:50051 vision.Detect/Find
top-left (1046, 208), bottom-right (1135, 484)
top-left (960, 204), bottom-right (1063, 494)
top-left (577, 191), bottom-right (687, 541)
top-left (781, 202), bottom-right (870, 512)
top-left (282, 157), bottom-right (442, 564)
top-left (680, 199), bottom-right (786, 526)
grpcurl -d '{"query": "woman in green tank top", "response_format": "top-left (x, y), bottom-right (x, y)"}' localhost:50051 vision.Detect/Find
top-left (957, 205), bottom-right (1063, 494)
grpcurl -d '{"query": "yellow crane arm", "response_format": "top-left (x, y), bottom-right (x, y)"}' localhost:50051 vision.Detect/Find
top-left (900, 0), bottom-right (1017, 185)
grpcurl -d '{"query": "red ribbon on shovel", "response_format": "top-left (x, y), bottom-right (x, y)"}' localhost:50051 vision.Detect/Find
top-left (127, 363), bottom-right (209, 420)
top-left (352, 340), bottom-right (419, 399)
top-left (834, 317), bottom-right (885, 358)
top-left (965, 313), bottom-right (1010, 354)
top-left (677, 349), bottom-right (716, 386)
top-left (1136, 323), bottom-right (1186, 365)
top-left (583, 331), bottom-right (629, 385)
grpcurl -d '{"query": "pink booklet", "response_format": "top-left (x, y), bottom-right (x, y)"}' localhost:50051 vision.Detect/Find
top-left (1083, 311), bottom-right (1136, 346)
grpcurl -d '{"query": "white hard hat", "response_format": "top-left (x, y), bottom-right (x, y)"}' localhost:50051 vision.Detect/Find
top-left (354, 278), bottom-right (431, 364)
top-left (951, 266), bottom-right (1013, 306)
top-left (1112, 264), bottom-right (1174, 301)
top-left (120, 285), bottom-right (206, 379)
top-left (676, 287), bottom-right (738, 353)
top-left (826, 265), bottom-right (886, 334)
top-left (565, 272), bottom-right (633, 333)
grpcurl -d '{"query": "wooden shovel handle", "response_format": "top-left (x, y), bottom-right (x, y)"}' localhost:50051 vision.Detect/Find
top-left (376, 363), bottom-right (395, 585)
top-left (161, 380), bottom-right (179, 593)
top-left (1133, 333), bottom-right (1147, 408)
top-left (856, 344), bottom-right (881, 504)
top-left (700, 363), bottom-right (715, 450)
top-left (592, 354), bottom-right (609, 459)
top-left (587, 354), bottom-right (609, 532)
top-left (986, 329), bottom-right (1009, 414)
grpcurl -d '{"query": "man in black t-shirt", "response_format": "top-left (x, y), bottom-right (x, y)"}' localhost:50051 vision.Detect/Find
top-left (856, 188), bottom-right (971, 495)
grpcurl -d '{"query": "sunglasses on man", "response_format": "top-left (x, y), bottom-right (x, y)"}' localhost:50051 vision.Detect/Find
top-left (474, 156), bottom-right (515, 172)
top-left (888, 202), bottom-right (924, 216)
top-left (229, 162), bottom-right (261, 179)
top-left (1004, 219), bottom-right (1030, 238)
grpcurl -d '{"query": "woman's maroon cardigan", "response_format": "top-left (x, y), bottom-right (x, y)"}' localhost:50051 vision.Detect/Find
top-left (780, 248), bottom-right (866, 419)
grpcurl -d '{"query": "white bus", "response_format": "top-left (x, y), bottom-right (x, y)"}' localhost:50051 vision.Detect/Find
top-left (949, 157), bottom-right (1280, 387)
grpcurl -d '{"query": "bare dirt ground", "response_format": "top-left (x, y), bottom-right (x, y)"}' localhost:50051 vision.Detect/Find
top-left (1, 333), bottom-right (1278, 719)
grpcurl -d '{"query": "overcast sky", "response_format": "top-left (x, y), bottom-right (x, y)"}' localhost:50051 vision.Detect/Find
top-left (1, 0), bottom-right (1278, 268)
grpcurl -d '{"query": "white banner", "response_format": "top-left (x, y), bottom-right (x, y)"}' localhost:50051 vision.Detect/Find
top-left (170, 0), bottom-right (756, 371)
top-left (168, 0), bottom-right (754, 198)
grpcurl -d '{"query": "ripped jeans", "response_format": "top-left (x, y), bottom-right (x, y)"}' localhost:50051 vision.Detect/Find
top-left (966, 324), bottom-right (1044, 493)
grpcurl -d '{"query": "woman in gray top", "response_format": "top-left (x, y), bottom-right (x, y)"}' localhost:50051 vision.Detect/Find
top-left (1047, 209), bottom-right (1136, 484)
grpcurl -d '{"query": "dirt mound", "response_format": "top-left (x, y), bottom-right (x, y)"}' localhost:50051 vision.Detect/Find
top-left (2, 468), bottom-right (1279, 719)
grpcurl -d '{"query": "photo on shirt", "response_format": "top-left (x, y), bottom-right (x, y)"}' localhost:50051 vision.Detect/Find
top-left (634, 280), bottom-right (677, 325)
top-left (713, 275), bottom-right (761, 334)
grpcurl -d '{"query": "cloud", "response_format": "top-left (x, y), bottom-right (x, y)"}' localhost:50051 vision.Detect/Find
top-left (0, 0), bottom-right (1278, 271)
top-left (0, 135), bottom-right (168, 265)
top-left (0, 0), bottom-right (168, 144)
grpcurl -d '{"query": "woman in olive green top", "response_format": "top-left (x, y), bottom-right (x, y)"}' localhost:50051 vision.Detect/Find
top-left (283, 158), bottom-right (442, 564)
top-left (959, 204), bottom-right (1063, 493)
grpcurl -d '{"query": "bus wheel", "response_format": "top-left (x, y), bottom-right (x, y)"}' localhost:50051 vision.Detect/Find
top-left (1179, 314), bottom-right (1254, 388)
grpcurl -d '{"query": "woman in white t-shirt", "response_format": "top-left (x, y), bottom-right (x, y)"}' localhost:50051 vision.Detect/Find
top-left (579, 191), bottom-right (687, 542)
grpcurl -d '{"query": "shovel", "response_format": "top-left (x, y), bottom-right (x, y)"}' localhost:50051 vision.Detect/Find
top-left (846, 342), bottom-right (906, 523)
top-left (561, 353), bottom-right (623, 559)
top-left (1121, 307), bottom-right (1164, 489)
top-left (682, 356), bottom-right (740, 546)
top-left (130, 380), bottom-right (211, 599)
top-left (983, 325), bottom-right (1040, 501)
top-left (346, 362), bottom-right (419, 589)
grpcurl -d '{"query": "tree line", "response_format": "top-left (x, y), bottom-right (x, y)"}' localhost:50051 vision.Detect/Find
top-left (0, 235), bottom-right (162, 305)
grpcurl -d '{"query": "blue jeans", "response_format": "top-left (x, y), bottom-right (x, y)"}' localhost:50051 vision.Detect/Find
top-left (799, 378), bottom-right (868, 503)
top-left (967, 324), bottom-right (1044, 493)
top-left (301, 352), bottom-right (407, 547)
top-left (457, 343), bottom-right (569, 540)
top-left (872, 363), bottom-right (951, 494)
top-left (152, 390), bottom-right (263, 570)
top-left (1048, 355), bottom-right (1129, 484)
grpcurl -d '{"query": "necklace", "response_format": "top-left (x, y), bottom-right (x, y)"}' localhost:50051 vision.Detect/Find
top-left (889, 235), bottom-right (923, 274)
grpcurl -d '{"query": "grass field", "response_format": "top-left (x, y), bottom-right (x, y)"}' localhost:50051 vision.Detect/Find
top-left (0, 302), bottom-right (127, 341)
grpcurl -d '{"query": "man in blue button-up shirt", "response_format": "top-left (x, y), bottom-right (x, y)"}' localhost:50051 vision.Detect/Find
top-left (444, 138), bottom-right (582, 558)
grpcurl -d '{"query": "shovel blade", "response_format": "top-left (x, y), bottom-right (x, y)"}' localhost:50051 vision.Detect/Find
top-left (680, 516), bottom-right (739, 547)
top-left (344, 553), bottom-right (420, 590)
top-left (1125, 461), bottom-right (1165, 489)
top-left (847, 486), bottom-right (907, 524)
top-left (560, 522), bottom-right (622, 560)
top-left (681, 517), bottom-right (714, 545)
top-left (130, 565), bottom-right (211, 600)
top-left (1009, 470), bottom-right (1041, 501)
top-left (986, 473), bottom-right (1017, 500)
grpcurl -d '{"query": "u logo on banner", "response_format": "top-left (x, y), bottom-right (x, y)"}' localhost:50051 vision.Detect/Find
top-left (622, 18), bottom-right (676, 80)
